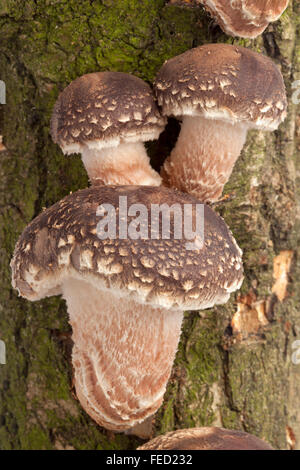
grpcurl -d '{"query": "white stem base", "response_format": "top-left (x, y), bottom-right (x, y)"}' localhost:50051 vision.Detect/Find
top-left (81, 142), bottom-right (161, 186)
top-left (162, 116), bottom-right (248, 203)
top-left (62, 278), bottom-right (183, 431)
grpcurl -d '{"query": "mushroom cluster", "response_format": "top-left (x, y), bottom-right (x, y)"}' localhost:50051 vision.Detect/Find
top-left (10, 9), bottom-right (288, 445)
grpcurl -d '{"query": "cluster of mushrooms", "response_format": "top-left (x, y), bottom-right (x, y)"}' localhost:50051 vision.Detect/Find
top-left (11, 0), bottom-right (288, 450)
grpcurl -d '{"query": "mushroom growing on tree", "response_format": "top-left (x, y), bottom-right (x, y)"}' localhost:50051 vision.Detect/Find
top-left (11, 185), bottom-right (243, 433)
top-left (154, 43), bottom-right (287, 203)
top-left (138, 427), bottom-right (273, 450)
top-left (51, 72), bottom-right (166, 186)
top-left (201, 0), bottom-right (289, 39)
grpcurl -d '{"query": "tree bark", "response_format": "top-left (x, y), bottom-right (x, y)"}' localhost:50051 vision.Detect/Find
top-left (0, 0), bottom-right (299, 450)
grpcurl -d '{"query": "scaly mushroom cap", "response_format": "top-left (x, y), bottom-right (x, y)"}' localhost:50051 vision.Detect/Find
top-left (11, 185), bottom-right (243, 310)
top-left (11, 186), bottom-right (244, 432)
top-left (137, 427), bottom-right (274, 450)
top-left (202, 0), bottom-right (289, 39)
top-left (154, 44), bottom-right (287, 131)
top-left (51, 71), bottom-right (166, 154)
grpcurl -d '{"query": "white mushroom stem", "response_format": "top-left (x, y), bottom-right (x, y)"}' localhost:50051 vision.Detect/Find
top-left (62, 278), bottom-right (183, 432)
top-left (161, 115), bottom-right (248, 203)
top-left (80, 142), bottom-right (161, 186)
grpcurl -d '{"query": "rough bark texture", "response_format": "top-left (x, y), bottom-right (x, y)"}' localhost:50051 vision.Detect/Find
top-left (0, 0), bottom-right (299, 450)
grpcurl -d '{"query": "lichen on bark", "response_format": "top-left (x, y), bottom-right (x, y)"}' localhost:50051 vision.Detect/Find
top-left (0, 0), bottom-right (299, 450)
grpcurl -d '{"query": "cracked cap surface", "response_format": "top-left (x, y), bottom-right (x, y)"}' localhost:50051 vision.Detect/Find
top-left (11, 185), bottom-right (243, 311)
top-left (51, 71), bottom-right (166, 153)
top-left (154, 44), bottom-right (287, 131)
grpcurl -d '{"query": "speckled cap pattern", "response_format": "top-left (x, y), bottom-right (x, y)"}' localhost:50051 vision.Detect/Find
top-left (51, 72), bottom-right (166, 153)
top-left (11, 185), bottom-right (243, 311)
top-left (154, 44), bottom-right (287, 130)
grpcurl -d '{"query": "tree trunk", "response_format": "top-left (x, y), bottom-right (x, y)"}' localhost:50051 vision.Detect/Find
top-left (0, 0), bottom-right (299, 450)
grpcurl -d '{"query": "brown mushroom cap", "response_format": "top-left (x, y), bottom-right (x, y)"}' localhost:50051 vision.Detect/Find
top-left (11, 185), bottom-right (243, 310)
top-left (51, 71), bottom-right (166, 154)
top-left (11, 186), bottom-right (244, 432)
top-left (202, 0), bottom-right (289, 39)
top-left (137, 427), bottom-right (274, 450)
top-left (154, 44), bottom-right (287, 131)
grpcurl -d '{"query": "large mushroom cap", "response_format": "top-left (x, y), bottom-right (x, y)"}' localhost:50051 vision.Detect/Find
top-left (51, 72), bottom-right (166, 154)
top-left (202, 1), bottom-right (289, 39)
top-left (154, 44), bottom-right (287, 131)
top-left (11, 185), bottom-right (243, 310)
top-left (137, 426), bottom-right (273, 450)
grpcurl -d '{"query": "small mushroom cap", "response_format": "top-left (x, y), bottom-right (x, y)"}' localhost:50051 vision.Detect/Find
top-left (51, 72), bottom-right (166, 154)
top-left (137, 427), bottom-right (274, 450)
top-left (154, 44), bottom-right (287, 131)
top-left (11, 185), bottom-right (243, 311)
top-left (202, 1), bottom-right (289, 39)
